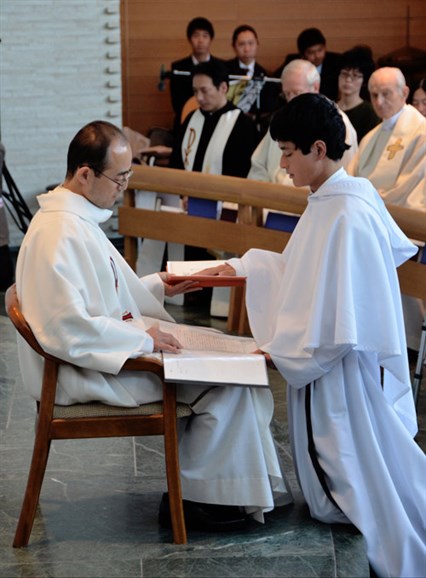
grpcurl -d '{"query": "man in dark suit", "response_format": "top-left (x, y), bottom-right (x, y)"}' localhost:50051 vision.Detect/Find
top-left (225, 24), bottom-right (276, 135)
top-left (274, 28), bottom-right (342, 101)
top-left (170, 17), bottom-right (224, 133)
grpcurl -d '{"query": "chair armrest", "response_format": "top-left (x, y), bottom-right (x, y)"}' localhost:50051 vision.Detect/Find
top-left (122, 355), bottom-right (164, 377)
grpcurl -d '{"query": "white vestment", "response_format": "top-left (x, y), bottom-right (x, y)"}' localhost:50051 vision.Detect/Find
top-left (348, 104), bottom-right (426, 349)
top-left (228, 169), bottom-right (425, 577)
top-left (348, 104), bottom-right (426, 211)
top-left (15, 187), bottom-right (291, 517)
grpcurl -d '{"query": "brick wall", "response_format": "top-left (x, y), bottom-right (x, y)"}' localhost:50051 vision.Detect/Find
top-left (0, 0), bottom-right (122, 244)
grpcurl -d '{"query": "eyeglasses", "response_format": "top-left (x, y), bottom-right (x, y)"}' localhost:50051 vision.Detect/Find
top-left (339, 70), bottom-right (363, 81)
top-left (96, 169), bottom-right (133, 186)
top-left (87, 166), bottom-right (133, 186)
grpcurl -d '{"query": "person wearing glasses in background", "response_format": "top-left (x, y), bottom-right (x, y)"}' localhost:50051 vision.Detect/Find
top-left (14, 120), bottom-right (292, 534)
top-left (336, 45), bottom-right (380, 143)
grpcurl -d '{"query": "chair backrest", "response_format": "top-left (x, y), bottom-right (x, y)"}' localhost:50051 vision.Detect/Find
top-left (5, 284), bottom-right (64, 364)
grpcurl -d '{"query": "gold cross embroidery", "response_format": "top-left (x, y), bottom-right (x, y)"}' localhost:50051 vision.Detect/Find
top-left (386, 138), bottom-right (404, 160)
top-left (184, 127), bottom-right (196, 167)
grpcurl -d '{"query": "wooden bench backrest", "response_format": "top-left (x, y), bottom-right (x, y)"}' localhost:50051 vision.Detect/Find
top-left (119, 165), bottom-right (426, 306)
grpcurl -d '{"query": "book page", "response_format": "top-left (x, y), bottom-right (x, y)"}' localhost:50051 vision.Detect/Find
top-left (141, 317), bottom-right (268, 387)
top-left (150, 318), bottom-right (257, 354)
top-left (167, 260), bottom-right (227, 275)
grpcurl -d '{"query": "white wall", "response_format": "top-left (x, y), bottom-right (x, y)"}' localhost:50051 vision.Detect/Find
top-left (0, 0), bottom-right (122, 244)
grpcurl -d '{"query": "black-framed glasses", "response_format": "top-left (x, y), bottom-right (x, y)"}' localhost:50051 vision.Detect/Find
top-left (339, 70), bottom-right (363, 81)
top-left (87, 166), bottom-right (133, 186)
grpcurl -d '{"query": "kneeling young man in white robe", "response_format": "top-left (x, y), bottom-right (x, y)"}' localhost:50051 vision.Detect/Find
top-left (199, 94), bottom-right (425, 577)
top-left (15, 121), bottom-right (292, 533)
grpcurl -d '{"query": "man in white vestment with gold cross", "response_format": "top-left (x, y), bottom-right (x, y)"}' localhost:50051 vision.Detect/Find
top-left (349, 67), bottom-right (425, 212)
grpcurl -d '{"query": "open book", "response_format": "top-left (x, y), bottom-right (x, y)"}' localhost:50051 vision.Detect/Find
top-left (166, 260), bottom-right (246, 287)
top-left (143, 317), bottom-right (268, 387)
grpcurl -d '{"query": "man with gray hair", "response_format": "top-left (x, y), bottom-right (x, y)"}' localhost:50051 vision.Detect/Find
top-left (349, 66), bottom-right (426, 211)
top-left (248, 59), bottom-right (357, 185)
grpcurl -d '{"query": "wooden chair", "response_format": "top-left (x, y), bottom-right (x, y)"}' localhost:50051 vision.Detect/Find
top-left (5, 284), bottom-right (192, 547)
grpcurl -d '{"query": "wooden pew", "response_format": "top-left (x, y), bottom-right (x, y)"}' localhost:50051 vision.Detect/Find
top-left (118, 165), bottom-right (426, 333)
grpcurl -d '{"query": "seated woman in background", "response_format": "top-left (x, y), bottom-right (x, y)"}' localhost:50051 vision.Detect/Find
top-left (409, 77), bottom-right (426, 117)
top-left (337, 45), bottom-right (380, 142)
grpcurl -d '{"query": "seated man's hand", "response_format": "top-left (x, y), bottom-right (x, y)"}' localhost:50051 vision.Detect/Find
top-left (157, 272), bottom-right (202, 297)
top-left (195, 263), bottom-right (236, 276)
top-left (147, 325), bottom-right (182, 353)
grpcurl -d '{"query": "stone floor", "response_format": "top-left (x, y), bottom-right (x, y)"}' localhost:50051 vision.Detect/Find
top-left (0, 283), bottom-right (424, 578)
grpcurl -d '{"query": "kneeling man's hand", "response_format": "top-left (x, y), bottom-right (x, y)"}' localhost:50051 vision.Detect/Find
top-left (195, 263), bottom-right (236, 276)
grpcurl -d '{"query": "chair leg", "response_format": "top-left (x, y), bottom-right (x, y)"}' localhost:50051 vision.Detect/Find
top-left (163, 383), bottom-right (187, 544)
top-left (13, 434), bottom-right (51, 547)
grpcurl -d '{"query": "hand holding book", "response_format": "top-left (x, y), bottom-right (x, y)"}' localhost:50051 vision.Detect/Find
top-left (166, 260), bottom-right (245, 287)
top-left (195, 262), bottom-right (237, 277)
top-left (157, 271), bottom-right (203, 297)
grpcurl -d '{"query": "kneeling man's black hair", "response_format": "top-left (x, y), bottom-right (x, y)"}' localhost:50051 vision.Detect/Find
top-left (270, 93), bottom-right (350, 160)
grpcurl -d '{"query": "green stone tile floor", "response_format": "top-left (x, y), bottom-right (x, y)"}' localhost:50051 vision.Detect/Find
top-left (0, 292), bottom-right (424, 578)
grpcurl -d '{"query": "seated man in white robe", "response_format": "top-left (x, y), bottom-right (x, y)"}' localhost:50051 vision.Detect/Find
top-left (349, 67), bottom-right (426, 352)
top-left (348, 66), bottom-right (426, 211)
top-left (199, 94), bottom-right (425, 577)
top-left (15, 121), bottom-right (291, 533)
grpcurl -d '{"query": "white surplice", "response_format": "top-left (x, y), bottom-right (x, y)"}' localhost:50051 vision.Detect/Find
top-left (348, 104), bottom-right (426, 350)
top-left (349, 104), bottom-right (426, 211)
top-left (228, 169), bottom-right (426, 577)
top-left (15, 186), bottom-right (291, 518)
